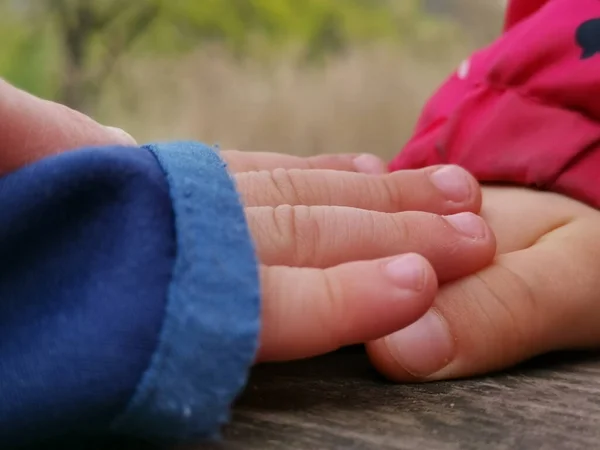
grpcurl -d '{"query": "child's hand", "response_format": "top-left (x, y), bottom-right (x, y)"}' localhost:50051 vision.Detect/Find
top-left (367, 186), bottom-right (600, 381)
top-left (222, 157), bottom-right (497, 362)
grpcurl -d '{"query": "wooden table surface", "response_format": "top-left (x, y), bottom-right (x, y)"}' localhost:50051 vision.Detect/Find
top-left (190, 346), bottom-right (600, 450)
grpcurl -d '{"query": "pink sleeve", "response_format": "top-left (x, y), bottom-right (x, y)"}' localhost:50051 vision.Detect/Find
top-left (390, 0), bottom-right (600, 210)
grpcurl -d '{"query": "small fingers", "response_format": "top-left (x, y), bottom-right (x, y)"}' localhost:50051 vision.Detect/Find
top-left (367, 218), bottom-right (600, 382)
top-left (258, 253), bottom-right (437, 362)
top-left (237, 165), bottom-right (481, 215)
top-left (222, 150), bottom-right (387, 174)
top-left (247, 206), bottom-right (495, 282)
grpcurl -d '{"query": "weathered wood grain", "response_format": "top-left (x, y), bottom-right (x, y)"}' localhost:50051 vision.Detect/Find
top-left (190, 347), bottom-right (600, 450)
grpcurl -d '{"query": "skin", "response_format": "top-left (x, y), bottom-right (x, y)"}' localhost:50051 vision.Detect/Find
top-left (2, 78), bottom-right (599, 381)
top-left (0, 79), bottom-right (137, 173)
top-left (230, 163), bottom-right (495, 361)
top-left (368, 186), bottom-right (600, 382)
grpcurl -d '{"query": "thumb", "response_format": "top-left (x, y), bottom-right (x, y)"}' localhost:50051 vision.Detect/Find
top-left (0, 79), bottom-right (137, 174)
top-left (366, 218), bottom-right (600, 381)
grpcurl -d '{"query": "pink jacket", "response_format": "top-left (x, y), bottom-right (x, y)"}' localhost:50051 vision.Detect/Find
top-left (390, 0), bottom-right (600, 208)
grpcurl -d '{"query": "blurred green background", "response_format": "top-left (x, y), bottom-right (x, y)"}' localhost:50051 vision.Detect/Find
top-left (0, 0), bottom-right (503, 159)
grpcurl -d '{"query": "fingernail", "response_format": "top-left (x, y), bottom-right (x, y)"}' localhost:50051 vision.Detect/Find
top-left (429, 165), bottom-right (472, 202)
top-left (445, 212), bottom-right (487, 239)
top-left (353, 154), bottom-right (386, 175)
top-left (385, 310), bottom-right (454, 378)
top-left (384, 253), bottom-right (426, 292)
top-left (106, 126), bottom-right (137, 146)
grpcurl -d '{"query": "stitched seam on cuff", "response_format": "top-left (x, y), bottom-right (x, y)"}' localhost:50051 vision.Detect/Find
top-left (110, 141), bottom-right (260, 443)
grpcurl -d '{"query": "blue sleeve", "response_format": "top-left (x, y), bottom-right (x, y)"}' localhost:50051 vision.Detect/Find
top-left (0, 142), bottom-right (260, 448)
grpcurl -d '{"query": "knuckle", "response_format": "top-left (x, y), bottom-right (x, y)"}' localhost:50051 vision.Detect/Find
top-left (237, 171), bottom-right (269, 206)
top-left (379, 173), bottom-right (408, 210)
top-left (272, 205), bottom-right (320, 266)
top-left (271, 204), bottom-right (298, 242)
top-left (269, 168), bottom-right (305, 205)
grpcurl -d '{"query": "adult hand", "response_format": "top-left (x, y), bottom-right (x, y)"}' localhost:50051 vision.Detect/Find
top-left (368, 186), bottom-right (600, 381)
top-left (0, 79), bottom-right (136, 174)
top-left (0, 79), bottom-right (497, 366)
top-left (222, 154), bottom-right (496, 362)
top-left (0, 78), bottom-right (385, 178)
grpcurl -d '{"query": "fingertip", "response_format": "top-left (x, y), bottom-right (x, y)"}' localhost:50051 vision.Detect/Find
top-left (384, 252), bottom-right (438, 289)
top-left (427, 165), bottom-right (482, 214)
top-left (104, 126), bottom-right (138, 146)
top-left (258, 254), bottom-right (440, 363)
top-left (366, 339), bottom-right (418, 383)
top-left (380, 165), bottom-right (481, 215)
top-left (444, 212), bottom-right (489, 240)
top-left (367, 308), bottom-right (456, 383)
top-left (331, 253), bottom-right (440, 352)
top-left (349, 254), bottom-right (439, 342)
top-left (353, 154), bottom-right (388, 175)
top-left (434, 212), bottom-right (497, 283)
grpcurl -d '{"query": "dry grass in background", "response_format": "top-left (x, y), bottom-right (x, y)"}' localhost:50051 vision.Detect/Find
top-left (97, 4), bottom-right (503, 160)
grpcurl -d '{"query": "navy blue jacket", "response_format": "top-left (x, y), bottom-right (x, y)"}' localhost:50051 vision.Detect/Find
top-left (0, 142), bottom-right (260, 448)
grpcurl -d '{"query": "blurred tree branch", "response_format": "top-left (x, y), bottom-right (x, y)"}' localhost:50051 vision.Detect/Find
top-left (48, 0), bottom-right (159, 112)
top-left (2, 0), bottom-right (462, 113)
top-left (90, 3), bottom-right (159, 105)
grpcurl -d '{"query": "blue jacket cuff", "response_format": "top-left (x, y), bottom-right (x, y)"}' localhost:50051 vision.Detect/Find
top-left (111, 141), bottom-right (260, 442)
